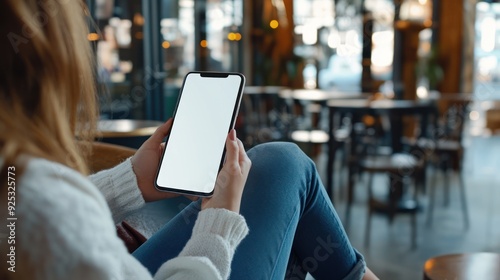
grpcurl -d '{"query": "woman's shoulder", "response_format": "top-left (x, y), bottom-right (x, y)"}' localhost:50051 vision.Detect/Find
top-left (13, 158), bottom-right (136, 278)
top-left (17, 157), bottom-right (111, 229)
top-left (20, 157), bottom-right (106, 205)
top-left (18, 157), bottom-right (111, 221)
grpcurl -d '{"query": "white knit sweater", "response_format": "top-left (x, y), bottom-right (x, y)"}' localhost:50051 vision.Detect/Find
top-left (14, 157), bottom-right (249, 279)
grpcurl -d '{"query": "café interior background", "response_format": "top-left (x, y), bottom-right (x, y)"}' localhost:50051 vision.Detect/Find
top-left (87, 0), bottom-right (500, 129)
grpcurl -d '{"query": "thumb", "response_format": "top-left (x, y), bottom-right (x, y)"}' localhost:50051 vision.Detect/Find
top-left (147, 119), bottom-right (173, 145)
top-left (225, 129), bottom-right (239, 165)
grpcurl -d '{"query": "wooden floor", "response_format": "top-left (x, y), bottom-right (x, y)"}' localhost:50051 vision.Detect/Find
top-left (320, 133), bottom-right (500, 279)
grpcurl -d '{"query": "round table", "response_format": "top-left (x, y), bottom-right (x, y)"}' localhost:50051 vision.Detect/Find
top-left (423, 252), bottom-right (500, 280)
top-left (278, 89), bottom-right (370, 130)
top-left (278, 88), bottom-right (369, 102)
top-left (97, 119), bottom-right (164, 149)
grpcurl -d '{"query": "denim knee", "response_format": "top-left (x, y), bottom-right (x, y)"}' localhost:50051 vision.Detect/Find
top-left (247, 142), bottom-right (311, 164)
top-left (246, 142), bottom-right (316, 180)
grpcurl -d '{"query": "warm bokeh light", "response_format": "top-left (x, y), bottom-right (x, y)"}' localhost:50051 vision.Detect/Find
top-left (424, 259), bottom-right (435, 271)
top-left (87, 33), bottom-right (99, 41)
top-left (135, 32), bottom-right (143, 40)
top-left (227, 32), bottom-right (242, 41)
top-left (270, 20), bottom-right (279, 29)
top-left (363, 116), bottom-right (376, 126)
top-left (162, 41), bottom-right (171, 49)
top-left (134, 13), bottom-right (144, 26)
top-left (200, 40), bottom-right (208, 48)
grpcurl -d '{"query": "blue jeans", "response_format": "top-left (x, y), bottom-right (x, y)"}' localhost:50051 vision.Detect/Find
top-left (133, 142), bottom-right (365, 280)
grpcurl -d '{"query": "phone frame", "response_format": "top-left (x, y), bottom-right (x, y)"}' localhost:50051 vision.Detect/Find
top-left (154, 71), bottom-right (245, 197)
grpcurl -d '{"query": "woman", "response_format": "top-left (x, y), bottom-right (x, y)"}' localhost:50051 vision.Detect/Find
top-left (0, 0), bottom-right (378, 279)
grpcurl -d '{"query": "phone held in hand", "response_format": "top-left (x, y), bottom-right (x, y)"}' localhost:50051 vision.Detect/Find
top-left (155, 71), bottom-right (245, 197)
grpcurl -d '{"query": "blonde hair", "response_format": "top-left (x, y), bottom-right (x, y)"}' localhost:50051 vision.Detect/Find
top-left (0, 0), bottom-right (97, 176)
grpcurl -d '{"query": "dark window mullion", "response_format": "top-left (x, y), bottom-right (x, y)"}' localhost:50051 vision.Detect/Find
top-left (143, 0), bottom-right (165, 121)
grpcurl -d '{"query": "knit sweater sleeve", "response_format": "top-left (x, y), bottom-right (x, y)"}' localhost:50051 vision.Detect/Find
top-left (156, 208), bottom-right (249, 280)
top-left (17, 158), bottom-right (249, 280)
top-left (89, 158), bottom-right (145, 223)
top-left (17, 158), bottom-right (153, 280)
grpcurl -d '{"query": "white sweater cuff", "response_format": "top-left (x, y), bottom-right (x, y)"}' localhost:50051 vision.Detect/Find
top-left (89, 158), bottom-right (145, 223)
top-left (192, 208), bottom-right (249, 248)
top-left (175, 208), bottom-right (249, 279)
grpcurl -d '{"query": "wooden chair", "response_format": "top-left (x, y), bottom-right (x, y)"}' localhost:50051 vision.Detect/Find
top-left (88, 142), bottom-right (143, 253)
top-left (402, 97), bottom-right (470, 230)
top-left (339, 109), bottom-right (429, 248)
top-left (416, 99), bottom-right (470, 229)
top-left (289, 95), bottom-right (330, 161)
top-left (360, 152), bottom-right (424, 249)
top-left (88, 141), bottom-right (137, 173)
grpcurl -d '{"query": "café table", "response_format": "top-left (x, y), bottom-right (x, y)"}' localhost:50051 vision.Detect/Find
top-left (325, 98), bottom-right (437, 201)
top-left (276, 89), bottom-right (370, 160)
top-left (423, 252), bottom-right (500, 280)
top-left (278, 89), bottom-right (369, 102)
top-left (243, 86), bottom-right (287, 120)
top-left (97, 119), bottom-right (164, 149)
top-left (278, 89), bottom-right (370, 129)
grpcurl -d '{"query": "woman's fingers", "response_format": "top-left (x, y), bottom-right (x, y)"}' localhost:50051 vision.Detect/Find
top-left (236, 138), bottom-right (250, 167)
top-left (147, 118), bottom-right (173, 145)
top-left (226, 130), bottom-right (251, 171)
top-left (184, 195), bottom-right (199, 202)
top-left (202, 129), bottom-right (250, 213)
top-left (225, 129), bottom-right (239, 167)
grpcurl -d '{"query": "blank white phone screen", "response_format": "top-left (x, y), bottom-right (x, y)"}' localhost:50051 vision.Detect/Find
top-left (156, 73), bottom-right (243, 195)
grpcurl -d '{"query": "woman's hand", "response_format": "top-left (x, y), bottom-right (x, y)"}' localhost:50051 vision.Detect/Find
top-left (131, 119), bottom-right (183, 202)
top-left (202, 130), bottom-right (251, 213)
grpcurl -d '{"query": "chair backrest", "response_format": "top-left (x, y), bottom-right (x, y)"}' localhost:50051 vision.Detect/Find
top-left (87, 142), bottom-right (146, 253)
top-left (88, 142), bottom-right (137, 173)
top-left (437, 99), bottom-right (470, 142)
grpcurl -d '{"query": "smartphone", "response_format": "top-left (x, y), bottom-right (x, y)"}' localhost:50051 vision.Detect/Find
top-left (155, 71), bottom-right (245, 197)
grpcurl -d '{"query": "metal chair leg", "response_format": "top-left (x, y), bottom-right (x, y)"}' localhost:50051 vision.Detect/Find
top-left (364, 172), bottom-right (374, 248)
top-left (458, 172), bottom-right (470, 230)
top-left (411, 212), bottom-right (417, 250)
top-left (344, 162), bottom-right (357, 230)
top-left (411, 176), bottom-right (419, 249)
top-left (443, 162), bottom-right (451, 207)
top-left (426, 164), bottom-right (438, 227)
